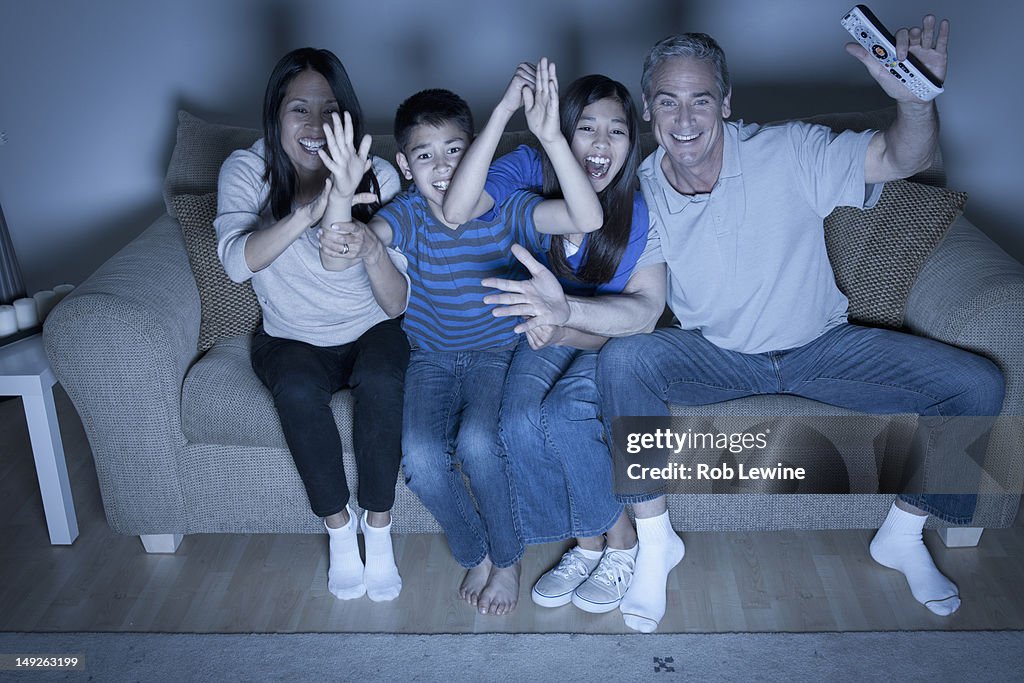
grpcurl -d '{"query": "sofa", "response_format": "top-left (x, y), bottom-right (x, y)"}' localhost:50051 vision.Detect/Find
top-left (43, 109), bottom-right (1024, 553)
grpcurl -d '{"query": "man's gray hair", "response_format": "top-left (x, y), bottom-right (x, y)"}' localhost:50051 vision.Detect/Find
top-left (641, 33), bottom-right (731, 102)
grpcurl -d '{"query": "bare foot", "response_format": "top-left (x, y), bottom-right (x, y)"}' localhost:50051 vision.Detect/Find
top-left (460, 556), bottom-right (492, 607)
top-left (478, 562), bottom-right (521, 616)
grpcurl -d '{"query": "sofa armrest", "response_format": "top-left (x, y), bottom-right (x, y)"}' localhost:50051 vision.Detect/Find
top-left (43, 214), bottom-right (200, 533)
top-left (905, 214), bottom-right (1024, 412)
top-left (904, 214), bottom-right (1024, 504)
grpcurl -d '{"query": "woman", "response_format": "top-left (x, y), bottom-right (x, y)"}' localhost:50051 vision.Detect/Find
top-left (214, 48), bottom-right (410, 603)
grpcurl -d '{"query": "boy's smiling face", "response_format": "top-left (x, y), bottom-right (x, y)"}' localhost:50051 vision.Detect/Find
top-left (396, 120), bottom-right (471, 221)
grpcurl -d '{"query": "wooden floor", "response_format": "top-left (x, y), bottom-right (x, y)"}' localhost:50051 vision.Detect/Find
top-left (2, 390), bottom-right (1023, 633)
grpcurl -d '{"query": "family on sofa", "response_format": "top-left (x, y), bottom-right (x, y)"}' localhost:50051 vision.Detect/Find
top-left (212, 12), bottom-right (1003, 633)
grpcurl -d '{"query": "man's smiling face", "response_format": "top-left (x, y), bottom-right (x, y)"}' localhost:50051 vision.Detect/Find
top-left (643, 56), bottom-right (731, 187)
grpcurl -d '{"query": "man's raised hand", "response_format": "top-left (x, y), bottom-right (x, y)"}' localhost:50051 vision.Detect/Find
top-left (482, 243), bottom-right (570, 333)
top-left (846, 14), bottom-right (949, 103)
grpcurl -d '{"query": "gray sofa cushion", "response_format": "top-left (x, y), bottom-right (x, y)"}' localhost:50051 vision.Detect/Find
top-left (172, 192), bottom-right (262, 352)
top-left (182, 333), bottom-right (354, 448)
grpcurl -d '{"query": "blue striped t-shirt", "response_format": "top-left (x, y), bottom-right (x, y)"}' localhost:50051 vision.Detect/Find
top-left (376, 188), bottom-right (548, 351)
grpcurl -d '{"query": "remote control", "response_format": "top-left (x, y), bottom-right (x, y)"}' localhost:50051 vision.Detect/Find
top-left (841, 5), bottom-right (944, 101)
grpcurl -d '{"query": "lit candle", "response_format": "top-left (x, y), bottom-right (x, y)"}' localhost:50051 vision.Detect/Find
top-left (0, 305), bottom-right (17, 337)
top-left (34, 290), bottom-right (57, 320)
top-left (13, 297), bottom-right (38, 329)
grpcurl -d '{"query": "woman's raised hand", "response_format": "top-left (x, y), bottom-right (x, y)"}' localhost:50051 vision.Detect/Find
top-left (523, 58), bottom-right (561, 145)
top-left (320, 111), bottom-right (373, 200)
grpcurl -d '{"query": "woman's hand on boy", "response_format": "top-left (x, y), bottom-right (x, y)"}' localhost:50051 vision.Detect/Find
top-left (320, 111), bottom-right (373, 201)
top-left (523, 58), bottom-right (561, 145)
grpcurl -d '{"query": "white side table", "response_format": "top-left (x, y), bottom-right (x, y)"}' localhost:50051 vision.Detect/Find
top-left (0, 333), bottom-right (78, 544)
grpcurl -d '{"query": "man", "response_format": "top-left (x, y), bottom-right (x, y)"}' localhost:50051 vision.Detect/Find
top-left (486, 15), bottom-right (1004, 633)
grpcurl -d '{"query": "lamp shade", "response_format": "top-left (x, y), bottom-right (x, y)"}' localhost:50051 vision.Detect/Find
top-left (0, 201), bottom-right (27, 306)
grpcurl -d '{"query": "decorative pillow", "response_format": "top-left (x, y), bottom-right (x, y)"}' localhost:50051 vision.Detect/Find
top-left (824, 180), bottom-right (967, 329)
top-left (172, 192), bottom-right (262, 352)
top-left (164, 111), bottom-right (261, 218)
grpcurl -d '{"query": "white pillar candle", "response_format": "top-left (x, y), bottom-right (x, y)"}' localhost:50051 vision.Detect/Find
top-left (53, 283), bottom-right (75, 303)
top-left (13, 297), bottom-right (38, 329)
top-left (33, 290), bottom-right (57, 320)
top-left (0, 304), bottom-right (17, 336)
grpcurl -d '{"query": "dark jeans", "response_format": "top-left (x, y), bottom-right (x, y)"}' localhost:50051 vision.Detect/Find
top-left (251, 318), bottom-right (410, 517)
top-left (598, 323), bottom-right (1006, 524)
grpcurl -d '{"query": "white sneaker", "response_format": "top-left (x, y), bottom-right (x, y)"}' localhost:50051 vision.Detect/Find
top-left (531, 547), bottom-right (601, 608)
top-left (571, 548), bottom-right (635, 613)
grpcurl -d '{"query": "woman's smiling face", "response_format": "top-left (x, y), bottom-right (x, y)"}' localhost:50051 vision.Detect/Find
top-left (278, 69), bottom-right (339, 179)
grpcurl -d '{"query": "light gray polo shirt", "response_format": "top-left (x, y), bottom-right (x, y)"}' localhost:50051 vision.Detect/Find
top-left (637, 120), bottom-right (882, 354)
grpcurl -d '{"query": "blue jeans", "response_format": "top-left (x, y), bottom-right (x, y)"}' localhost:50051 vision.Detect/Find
top-left (500, 339), bottom-right (623, 544)
top-left (597, 324), bottom-right (1005, 524)
top-left (401, 348), bottom-right (523, 568)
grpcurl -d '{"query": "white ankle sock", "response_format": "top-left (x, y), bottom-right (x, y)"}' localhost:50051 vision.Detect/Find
top-left (361, 512), bottom-right (402, 602)
top-left (619, 511), bottom-right (685, 632)
top-left (326, 508), bottom-right (365, 600)
top-left (870, 502), bottom-right (960, 616)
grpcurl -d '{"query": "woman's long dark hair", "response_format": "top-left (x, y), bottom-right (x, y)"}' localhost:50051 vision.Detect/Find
top-left (262, 48), bottom-right (380, 222)
top-left (540, 75), bottom-right (641, 285)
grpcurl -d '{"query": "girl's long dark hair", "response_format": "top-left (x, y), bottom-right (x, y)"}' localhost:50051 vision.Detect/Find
top-left (262, 48), bottom-right (380, 222)
top-left (540, 75), bottom-right (640, 285)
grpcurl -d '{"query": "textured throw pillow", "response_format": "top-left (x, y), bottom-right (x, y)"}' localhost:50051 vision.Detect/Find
top-left (825, 180), bottom-right (967, 329)
top-left (172, 192), bottom-right (262, 352)
top-left (163, 111), bottom-right (261, 218)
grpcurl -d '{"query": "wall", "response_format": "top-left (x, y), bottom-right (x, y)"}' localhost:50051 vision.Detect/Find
top-left (0, 0), bottom-right (1020, 291)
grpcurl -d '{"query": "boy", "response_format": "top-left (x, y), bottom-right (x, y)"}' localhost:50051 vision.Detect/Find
top-left (321, 80), bottom-right (602, 615)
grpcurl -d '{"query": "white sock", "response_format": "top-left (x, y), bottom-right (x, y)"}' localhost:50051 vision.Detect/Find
top-left (326, 508), bottom-right (365, 600)
top-left (870, 502), bottom-right (960, 616)
top-left (576, 545), bottom-right (605, 564)
top-left (361, 512), bottom-right (402, 602)
top-left (619, 511), bottom-right (685, 632)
